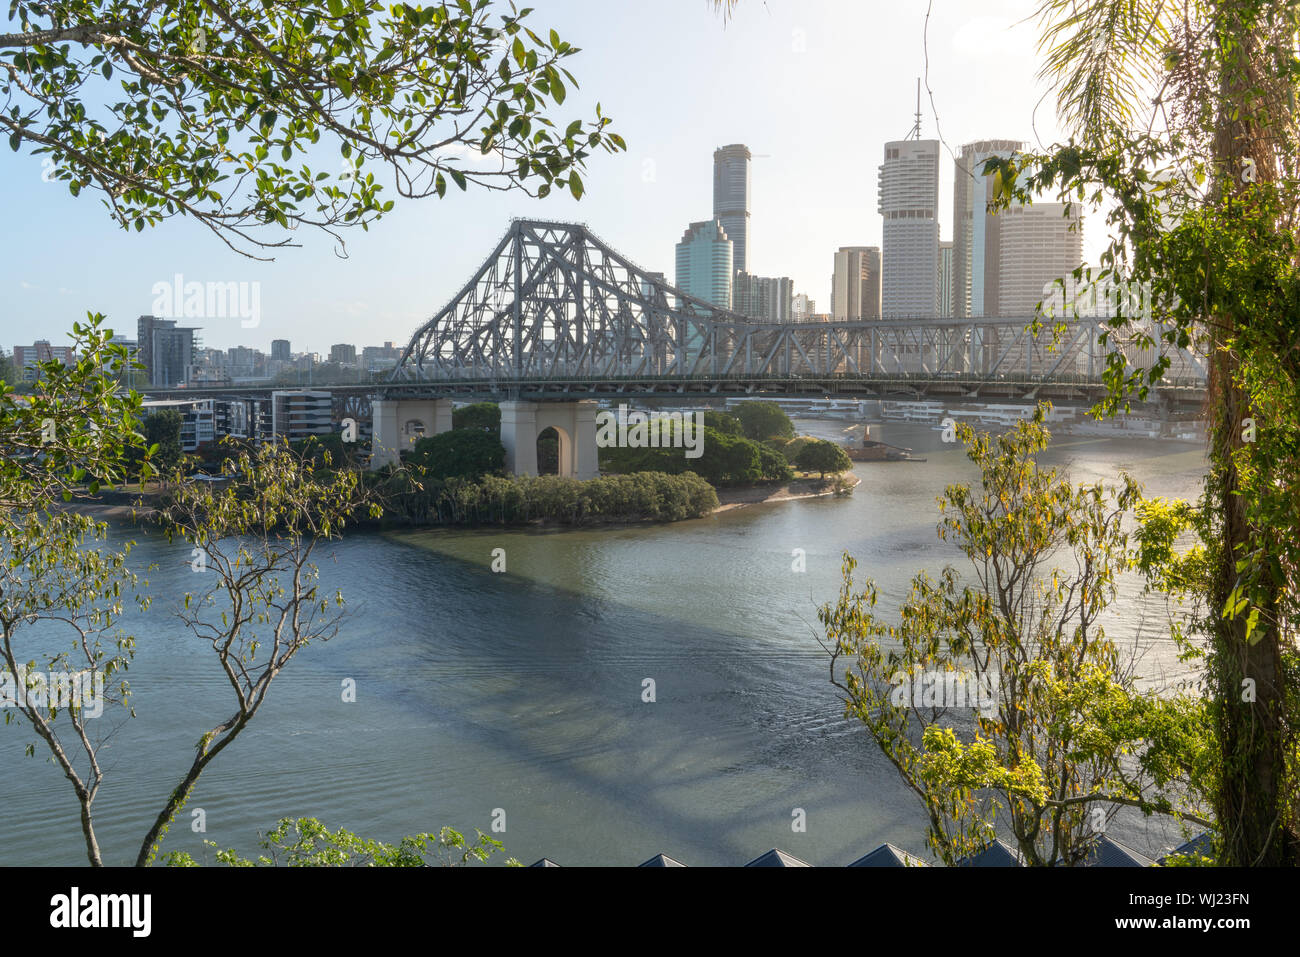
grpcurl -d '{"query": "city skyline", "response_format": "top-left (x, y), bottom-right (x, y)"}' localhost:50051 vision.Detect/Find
top-left (1, 0), bottom-right (1088, 354)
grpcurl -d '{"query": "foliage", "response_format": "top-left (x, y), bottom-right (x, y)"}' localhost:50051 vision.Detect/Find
top-left (406, 427), bottom-right (505, 481)
top-left (733, 401), bottom-right (794, 442)
top-left (536, 427), bottom-right (560, 474)
top-left (137, 440), bottom-right (382, 866)
top-left (452, 402), bottom-right (501, 434)
top-left (163, 817), bottom-right (518, 867)
top-left (1, 1), bottom-right (625, 257)
top-left (702, 409), bottom-right (743, 435)
top-left (142, 410), bottom-right (184, 471)
top-left (292, 431), bottom-right (361, 470)
top-left (794, 438), bottom-right (851, 478)
top-left (0, 315), bottom-right (149, 507)
top-left (1016, 0), bottom-right (1300, 864)
top-left (0, 320), bottom-right (154, 865)
top-left (757, 444), bottom-right (795, 483)
top-left (819, 407), bottom-right (1213, 865)
top-left (382, 469), bottom-right (717, 525)
top-left (598, 426), bottom-right (788, 486)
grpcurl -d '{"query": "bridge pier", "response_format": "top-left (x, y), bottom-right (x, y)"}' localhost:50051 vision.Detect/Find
top-left (500, 400), bottom-right (599, 479)
top-left (370, 397), bottom-right (454, 469)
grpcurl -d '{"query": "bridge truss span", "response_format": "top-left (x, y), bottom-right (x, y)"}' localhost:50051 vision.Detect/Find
top-left (391, 219), bottom-right (1207, 399)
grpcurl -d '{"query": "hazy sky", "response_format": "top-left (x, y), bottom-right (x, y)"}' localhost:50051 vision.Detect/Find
top-left (0, 0), bottom-right (1089, 355)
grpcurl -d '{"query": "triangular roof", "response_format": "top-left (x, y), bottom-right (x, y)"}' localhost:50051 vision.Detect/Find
top-left (527, 858), bottom-right (562, 867)
top-left (745, 848), bottom-right (811, 867)
top-left (1082, 835), bottom-right (1155, 867)
top-left (638, 853), bottom-right (687, 867)
top-left (1158, 831), bottom-right (1215, 865)
top-left (957, 839), bottom-right (1024, 867)
top-left (848, 843), bottom-right (928, 867)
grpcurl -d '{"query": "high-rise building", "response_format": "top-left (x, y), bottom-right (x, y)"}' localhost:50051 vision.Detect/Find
top-left (12, 340), bottom-right (76, 381)
top-left (227, 345), bottom-right (264, 378)
top-left (137, 315), bottom-right (198, 386)
top-left (831, 246), bottom-right (882, 320)
top-left (329, 343), bottom-right (358, 365)
top-left (713, 144), bottom-right (752, 273)
top-left (996, 203), bottom-right (1084, 316)
top-left (675, 221), bottom-right (733, 309)
top-left (952, 139), bottom-right (1024, 318)
top-left (734, 272), bottom-right (793, 321)
top-left (271, 339), bottom-right (291, 362)
top-left (792, 293), bottom-right (816, 321)
top-left (878, 138), bottom-right (940, 317)
top-left (939, 241), bottom-right (954, 317)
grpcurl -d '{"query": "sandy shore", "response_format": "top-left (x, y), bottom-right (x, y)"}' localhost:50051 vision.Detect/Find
top-left (712, 471), bottom-right (860, 513)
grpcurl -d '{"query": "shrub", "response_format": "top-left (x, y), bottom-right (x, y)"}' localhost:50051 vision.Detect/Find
top-left (407, 428), bottom-right (505, 481)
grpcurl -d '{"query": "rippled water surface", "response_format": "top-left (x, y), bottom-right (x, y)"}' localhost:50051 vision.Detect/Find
top-left (0, 421), bottom-right (1210, 865)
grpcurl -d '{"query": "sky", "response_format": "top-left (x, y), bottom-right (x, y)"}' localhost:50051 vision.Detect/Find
top-left (0, 0), bottom-right (1089, 356)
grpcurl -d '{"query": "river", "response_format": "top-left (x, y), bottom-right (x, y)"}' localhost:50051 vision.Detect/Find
top-left (0, 420), bottom-right (1210, 866)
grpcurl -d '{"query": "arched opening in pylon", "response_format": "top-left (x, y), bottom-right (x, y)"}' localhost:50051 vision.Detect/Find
top-left (537, 426), bottom-right (572, 476)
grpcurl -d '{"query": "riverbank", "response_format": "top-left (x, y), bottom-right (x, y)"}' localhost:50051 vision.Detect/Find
top-left (53, 469), bottom-right (861, 528)
top-left (712, 471), bottom-right (860, 513)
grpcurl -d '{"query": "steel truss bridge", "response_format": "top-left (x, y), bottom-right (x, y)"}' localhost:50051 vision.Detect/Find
top-left (389, 219), bottom-right (1207, 403)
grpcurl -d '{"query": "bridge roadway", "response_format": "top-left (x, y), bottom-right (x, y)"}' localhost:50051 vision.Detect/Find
top-left (140, 370), bottom-right (1207, 404)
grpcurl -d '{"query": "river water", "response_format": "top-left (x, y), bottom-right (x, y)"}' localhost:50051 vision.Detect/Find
top-left (0, 420), bottom-right (1210, 866)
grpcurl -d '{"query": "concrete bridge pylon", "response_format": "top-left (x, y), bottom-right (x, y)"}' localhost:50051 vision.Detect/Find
top-left (500, 400), bottom-right (599, 479)
top-left (369, 397), bottom-right (599, 479)
top-left (370, 397), bottom-right (453, 469)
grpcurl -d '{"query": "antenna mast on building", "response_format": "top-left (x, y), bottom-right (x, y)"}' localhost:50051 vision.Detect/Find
top-left (910, 77), bottom-right (922, 140)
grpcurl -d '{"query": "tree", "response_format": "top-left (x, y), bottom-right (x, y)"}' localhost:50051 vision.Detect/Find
top-left (757, 444), bottom-right (795, 482)
top-left (733, 401), bottom-right (794, 442)
top-left (819, 409), bottom-right (1214, 865)
top-left (452, 402), bottom-right (501, 434)
top-left (164, 817), bottom-right (518, 866)
top-left (1, 1), bottom-right (625, 257)
top-left (0, 348), bottom-right (14, 385)
top-left (292, 431), bottom-right (360, 470)
top-left (794, 439), bottom-right (850, 479)
top-left (142, 409), bottom-right (184, 472)
top-left (1015, 0), bottom-right (1300, 865)
top-left (702, 409), bottom-right (742, 435)
top-left (407, 427), bottom-right (505, 480)
top-left (138, 441), bottom-right (381, 865)
top-left (1, 317), bottom-right (147, 508)
top-left (0, 319), bottom-right (158, 866)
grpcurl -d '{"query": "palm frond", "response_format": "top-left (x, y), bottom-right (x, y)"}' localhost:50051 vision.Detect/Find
top-left (1035, 0), bottom-right (1186, 140)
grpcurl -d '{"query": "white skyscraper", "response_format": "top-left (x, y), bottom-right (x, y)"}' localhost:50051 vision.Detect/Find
top-left (878, 137), bottom-right (940, 317)
top-left (713, 144), bottom-right (752, 274)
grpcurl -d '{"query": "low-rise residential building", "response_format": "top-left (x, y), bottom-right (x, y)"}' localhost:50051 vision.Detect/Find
top-left (271, 390), bottom-right (333, 442)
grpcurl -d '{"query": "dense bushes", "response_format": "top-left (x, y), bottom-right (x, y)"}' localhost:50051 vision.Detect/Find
top-left (599, 426), bottom-right (791, 485)
top-left (382, 470), bottom-right (718, 526)
top-left (452, 402), bottom-right (501, 433)
top-left (702, 410), bottom-right (743, 435)
top-left (405, 428), bottom-right (505, 480)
